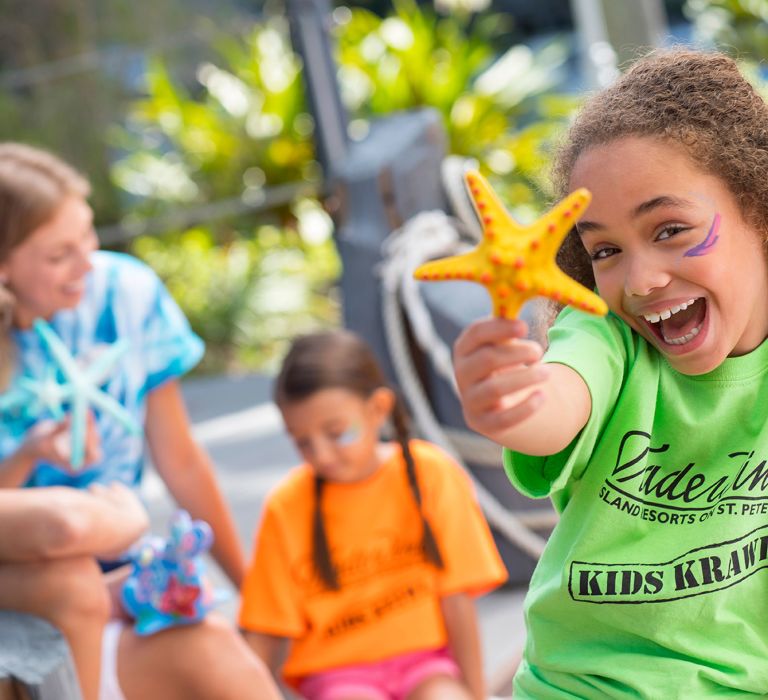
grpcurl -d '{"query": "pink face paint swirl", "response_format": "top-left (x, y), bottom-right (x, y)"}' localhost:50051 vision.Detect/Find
top-left (684, 213), bottom-right (720, 257)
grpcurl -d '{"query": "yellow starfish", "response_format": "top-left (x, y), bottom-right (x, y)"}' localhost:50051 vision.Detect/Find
top-left (413, 170), bottom-right (608, 319)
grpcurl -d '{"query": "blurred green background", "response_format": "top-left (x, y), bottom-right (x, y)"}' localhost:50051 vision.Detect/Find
top-left (1, 0), bottom-right (763, 372)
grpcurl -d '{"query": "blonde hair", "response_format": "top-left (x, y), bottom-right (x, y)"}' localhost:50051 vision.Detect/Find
top-left (0, 143), bottom-right (90, 388)
top-left (552, 49), bottom-right (768, 291)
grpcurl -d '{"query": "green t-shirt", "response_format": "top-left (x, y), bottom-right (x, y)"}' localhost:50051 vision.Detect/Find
top-left (504, 306), bottom-right (768, 698)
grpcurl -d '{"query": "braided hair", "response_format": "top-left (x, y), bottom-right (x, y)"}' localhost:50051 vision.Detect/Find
top-left (274, 329), bottom-right (444, 591)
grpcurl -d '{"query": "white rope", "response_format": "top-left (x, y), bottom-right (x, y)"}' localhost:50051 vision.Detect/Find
top-left (440, 155), bottom-right (483, 242)
top-left (379, 209), bottom-right (555, 560)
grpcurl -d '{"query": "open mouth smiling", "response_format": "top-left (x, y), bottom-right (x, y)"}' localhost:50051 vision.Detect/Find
top-left (639, 297), bottom-right (707, 347)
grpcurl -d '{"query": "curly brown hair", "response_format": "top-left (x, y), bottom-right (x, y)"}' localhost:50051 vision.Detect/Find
top-left (552, 49), bottom-right (768, 290)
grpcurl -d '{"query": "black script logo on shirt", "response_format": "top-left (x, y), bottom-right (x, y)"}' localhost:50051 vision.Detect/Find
top-left (323, 582), bottom-right (428, 638)
top-left (297, 535), bottom-right (427, 594)
top-left (598, 430), bottom-right (768, 524)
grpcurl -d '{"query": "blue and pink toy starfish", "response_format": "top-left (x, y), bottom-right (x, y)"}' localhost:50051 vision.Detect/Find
top-left (122, 510), bottom-right (224, 635)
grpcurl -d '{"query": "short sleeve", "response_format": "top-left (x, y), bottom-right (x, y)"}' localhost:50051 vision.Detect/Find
top-left (503, 308), bottom-right (629, 503)
top-left (419, 445), bottom-right (508, 597)
top-left (238, 502), bottom-right (306, 638)
top-left (136, 265), bottom-right (204, 394)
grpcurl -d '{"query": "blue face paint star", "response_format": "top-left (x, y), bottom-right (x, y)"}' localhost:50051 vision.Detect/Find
top-left (33, 318), bottom-right (142, 470)
top-left (335, 423), bottom-right (362, 447)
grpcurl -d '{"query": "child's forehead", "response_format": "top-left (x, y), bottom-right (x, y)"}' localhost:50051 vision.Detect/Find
top-left (570, 137), bottom-right (724, 213)
top-left (280, 387), bottom-right (367, 422)
top-left (573, 136), bottom-right (695, 175)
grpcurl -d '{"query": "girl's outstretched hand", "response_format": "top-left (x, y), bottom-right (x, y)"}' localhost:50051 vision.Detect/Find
top-left (453, 317), bottom-right (550, 449)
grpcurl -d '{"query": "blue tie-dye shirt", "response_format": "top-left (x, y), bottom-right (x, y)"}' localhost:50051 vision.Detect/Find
top-left (0, 250), bottom-right (204, 489)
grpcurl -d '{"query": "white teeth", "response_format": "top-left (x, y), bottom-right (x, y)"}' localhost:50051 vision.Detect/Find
top-left (642, 298), bottom-right (698, 324)
top-left (663, 324), bottom-right (702, 345)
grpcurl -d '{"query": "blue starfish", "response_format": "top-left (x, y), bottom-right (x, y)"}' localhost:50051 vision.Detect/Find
top-left (0, 365), bottom-right (67, 422)
top-left (33, 319), bottom-right (142, 470)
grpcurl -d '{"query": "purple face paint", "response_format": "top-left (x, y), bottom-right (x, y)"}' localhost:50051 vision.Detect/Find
top-left (684, 213), bottom-right (720, 257)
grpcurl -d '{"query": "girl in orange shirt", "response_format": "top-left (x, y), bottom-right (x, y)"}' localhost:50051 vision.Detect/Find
top-left (239, 329), bottom-right (507, 700)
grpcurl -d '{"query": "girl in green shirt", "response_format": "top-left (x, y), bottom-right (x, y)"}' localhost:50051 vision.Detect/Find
top-left (455, 49), bottom-right (768, 697)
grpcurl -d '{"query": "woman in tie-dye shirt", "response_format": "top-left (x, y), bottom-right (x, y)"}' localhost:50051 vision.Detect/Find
top-left (0, 143), bottom-right (281, 700)
top-left (0, 143), bottom-right (245, 588)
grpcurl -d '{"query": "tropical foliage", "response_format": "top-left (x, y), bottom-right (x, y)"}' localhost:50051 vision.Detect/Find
top-left (685, 0), bottom-right (768, 59)
top-left (111, 2), bottom-right (577, 371)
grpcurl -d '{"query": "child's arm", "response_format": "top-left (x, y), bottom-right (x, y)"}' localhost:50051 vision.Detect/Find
top-left (441, 593), bottom-right (485, 700)
top-left (241, 630), bottom-right (290, 680)
top-left (454, 317), bottom-right (591, 456)
top-left (0, 483), bottom-right (148, 562)
top-left (144, 380), bottom-right (247, 588)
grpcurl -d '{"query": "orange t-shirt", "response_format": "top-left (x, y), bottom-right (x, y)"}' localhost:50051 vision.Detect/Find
top-left (238, 440), bottom-right (508, 685)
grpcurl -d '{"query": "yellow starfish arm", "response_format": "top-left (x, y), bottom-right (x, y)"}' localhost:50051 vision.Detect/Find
top-left (413, 170), bottom-right (608, 320)
top-left (537, 189), bottom-right (592, 249)
top-left (413, 250), bottom-right (491, 283)
top-left (465, 170), bottom-right (525, 237)
top-left (537, 267), bottom-right (608, 315)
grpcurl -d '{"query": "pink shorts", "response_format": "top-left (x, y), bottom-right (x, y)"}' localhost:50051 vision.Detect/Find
top-left (297, 647), bottom-right (461, 700)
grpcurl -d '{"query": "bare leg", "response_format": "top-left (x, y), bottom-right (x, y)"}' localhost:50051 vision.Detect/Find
top-left (0, 557), bottom-right (111, 700)
top-left (406, 675), bottom-right (473, 700)
top-left (118, 613), bottom-right (282, 700)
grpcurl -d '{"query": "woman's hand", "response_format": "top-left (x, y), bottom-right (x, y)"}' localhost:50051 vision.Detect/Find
top-left (21, 412), bottom-right (102, 472)
top-left (454, 317), bottom-right (550, 448)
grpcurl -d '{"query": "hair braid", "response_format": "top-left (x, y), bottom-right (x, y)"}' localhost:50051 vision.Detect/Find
top-left (312, 475), bottom-right (340, 590)
top-left (391, 399), bottom-right (444, 569)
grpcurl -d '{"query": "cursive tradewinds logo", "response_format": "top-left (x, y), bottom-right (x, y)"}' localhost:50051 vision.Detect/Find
top-left (598, 431), bottom-right (768, 525)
